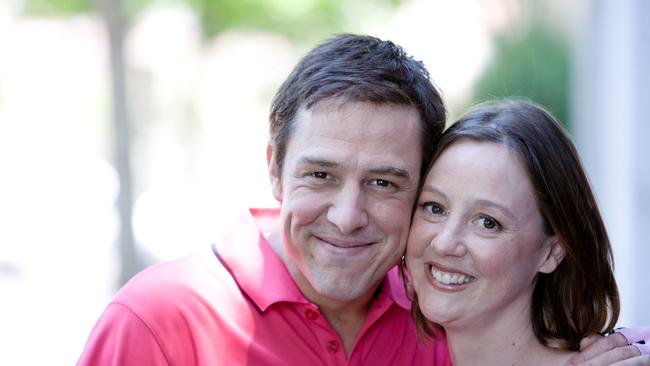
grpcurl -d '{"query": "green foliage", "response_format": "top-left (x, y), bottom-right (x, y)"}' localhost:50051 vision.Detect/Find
top-left (472, 22), bottom-right (570, 126)
top-left (21, 0), bottom-right (93, 15)
top-left (21, 0), bottom-right (400, 42)
top-left (123, 0), bottom-right (159, 19)
top-left (20, 0), bottom-right (155, 17)
top-left (186, 0), bottom-right (348, 40)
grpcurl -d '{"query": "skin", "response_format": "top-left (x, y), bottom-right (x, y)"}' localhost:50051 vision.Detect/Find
top-left (262, 98), bottom-right (645, 364)
top-left (571, 334), bottom-right (648, 365)
top-left (406, 140), bottom-right (569, 365)
top-left (267, 98), bottom-right (422, 355)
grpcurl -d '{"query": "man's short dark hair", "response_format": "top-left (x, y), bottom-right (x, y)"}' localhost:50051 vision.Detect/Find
top-left (269, 34), bottom-right (446, 179)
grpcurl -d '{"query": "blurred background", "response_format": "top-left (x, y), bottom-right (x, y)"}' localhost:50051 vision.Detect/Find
top-left (0, 0), bottom-right (647, 364)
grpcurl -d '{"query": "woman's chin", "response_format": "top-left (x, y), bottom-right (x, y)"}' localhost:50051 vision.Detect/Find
top-left (420, 306), bottom-right (457, 328)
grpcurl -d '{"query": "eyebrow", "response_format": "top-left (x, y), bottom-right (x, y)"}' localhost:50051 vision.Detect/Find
top-left (473, 199), bottom-right (517, 222)
top-left (369, 167), bottom-right (411, 180)
top-left (420, 186), bottom-right (517, 222)
top-left (297, 157), bottom-right (412, 180)
top-left (296, 157), bottom-right (338, 168)
top-left (421, 185), bottom-right (445, 196)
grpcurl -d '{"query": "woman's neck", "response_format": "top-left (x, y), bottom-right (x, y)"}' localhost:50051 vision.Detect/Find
top-left (443, 307), bottom-right (574, 366)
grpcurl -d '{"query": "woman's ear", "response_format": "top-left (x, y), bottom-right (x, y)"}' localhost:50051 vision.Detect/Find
top-left (267, 143), bottom-right (282, 201)
top-left (538, 236), bottom-right (566, 274)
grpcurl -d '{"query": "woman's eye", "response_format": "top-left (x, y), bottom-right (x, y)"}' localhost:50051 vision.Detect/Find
top-left (422, 202), bottom-right (445, 215)
top-left (475, 215), bottom-right (501, 231)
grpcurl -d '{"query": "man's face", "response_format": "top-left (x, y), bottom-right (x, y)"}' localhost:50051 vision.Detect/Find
top-left (268, 99), bottom-right (422, 305)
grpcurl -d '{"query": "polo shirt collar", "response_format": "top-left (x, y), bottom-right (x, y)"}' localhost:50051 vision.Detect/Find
top-left (214, 208), bottom-right (411, 312)
top-left (383, 265), bottom-right (412, 310)
top-left (213, 208), bottom-right (307, 311)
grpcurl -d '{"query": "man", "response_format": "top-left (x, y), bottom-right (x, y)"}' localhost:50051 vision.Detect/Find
top-left (78, 34), bottom-right (648, 365)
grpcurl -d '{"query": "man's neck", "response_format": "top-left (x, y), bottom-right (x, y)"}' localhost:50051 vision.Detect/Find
top-left (287, 261), bottom-right (378, 356)
top-left (266, 231), bottom-right (378, 356)
top-left (318, 295), bottom-right (374, 356)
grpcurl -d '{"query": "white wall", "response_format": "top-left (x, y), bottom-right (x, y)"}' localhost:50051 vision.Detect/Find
top-left (572, 0), bottom-right (650, 326)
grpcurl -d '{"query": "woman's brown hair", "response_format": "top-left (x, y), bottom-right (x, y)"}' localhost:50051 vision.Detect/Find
top-left (407, 99), bottom-right (619, 350)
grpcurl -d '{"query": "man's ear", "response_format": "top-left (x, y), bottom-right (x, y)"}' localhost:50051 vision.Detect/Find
top-left (538, 236), bottom-right (566, 274)
top-left (267, 143), bottom-right (282, 202)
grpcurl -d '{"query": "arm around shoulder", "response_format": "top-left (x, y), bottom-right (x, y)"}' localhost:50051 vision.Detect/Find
top-left (569, 327), bottom-right (650, 366)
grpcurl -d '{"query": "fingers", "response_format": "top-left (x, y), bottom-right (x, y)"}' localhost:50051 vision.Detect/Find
top-left (569, 333), bottom-right (633, 365)
top-left (571, 344), bottom-right (641, 366)
top-left (580, 334), bottom-right (604, 351)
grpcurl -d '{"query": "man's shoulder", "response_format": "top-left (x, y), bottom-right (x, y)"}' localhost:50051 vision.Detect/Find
top-left (112, 248), bottom-right (233, 316)
top-left (78, 249), bottom-right (242, 365)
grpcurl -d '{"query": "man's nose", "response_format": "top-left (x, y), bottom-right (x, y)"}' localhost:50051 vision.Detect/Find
top-left (326, 183), bottom-right (369, 235)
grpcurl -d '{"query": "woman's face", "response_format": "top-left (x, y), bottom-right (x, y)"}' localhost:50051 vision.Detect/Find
top-left (406, 140), bottom-right (562, 330)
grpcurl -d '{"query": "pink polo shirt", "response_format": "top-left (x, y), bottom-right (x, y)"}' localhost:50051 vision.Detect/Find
top-left (78, 208), bottom-right (450, 365)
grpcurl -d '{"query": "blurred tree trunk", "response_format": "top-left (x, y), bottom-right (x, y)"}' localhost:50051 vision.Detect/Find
top-left (100, 0), bottom-right (140, 285)
top-left (23, 0), bottom-right (400, 288)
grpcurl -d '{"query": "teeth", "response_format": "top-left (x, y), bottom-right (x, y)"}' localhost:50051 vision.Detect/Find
top-left (431, 267), bottom-right (472, 285)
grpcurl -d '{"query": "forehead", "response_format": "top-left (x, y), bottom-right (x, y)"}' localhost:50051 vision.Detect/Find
top-left (430, 139), bottom-right (522, 177)
top-left (427, 140), bottom-right (538, 214)
top-left (286, 99), bottom-right (423, 169)
top-left (300, 99), bottom-right (420, 138)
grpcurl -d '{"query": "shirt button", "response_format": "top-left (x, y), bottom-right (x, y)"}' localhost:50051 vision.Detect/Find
top-left (327, 340), bottom-right (340, 354)
top-left (304, 309), bottom-right (318, 320)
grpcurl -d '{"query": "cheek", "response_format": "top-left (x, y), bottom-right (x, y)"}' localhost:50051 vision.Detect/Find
top-left (405, 224), bottom-right (431, 264)
top-left (283, 189), bottom-right (328, 228)
top-left (373, 202), bottom-right (412, 244)
top-left (472, 240), bottom-right (533, 282)
top-left (474, 252), bottom-right (512, 278)
top-left (290, 206), bottom-right (320, 227)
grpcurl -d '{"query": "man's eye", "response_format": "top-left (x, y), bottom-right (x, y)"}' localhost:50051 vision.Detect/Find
top-left (311, 172), bottom-right (328, 179)
top-left (371, 179), bottom-right (392, 187)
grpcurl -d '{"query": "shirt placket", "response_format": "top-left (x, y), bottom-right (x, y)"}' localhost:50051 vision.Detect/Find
top-left (345, 293), bottom-right (395, 365)
top-left (301, 303), bottom-right (348, 366)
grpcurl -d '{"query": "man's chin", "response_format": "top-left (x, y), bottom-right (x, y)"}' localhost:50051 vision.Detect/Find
top-left (306, 272), bottom-right (381, 302)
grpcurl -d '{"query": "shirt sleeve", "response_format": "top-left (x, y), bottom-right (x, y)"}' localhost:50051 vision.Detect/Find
top-left (77, 302), bottom-right (170, 366)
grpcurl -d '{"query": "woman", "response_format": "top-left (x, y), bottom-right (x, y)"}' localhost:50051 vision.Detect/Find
top-left (405, 99), bottom-right (619, 365)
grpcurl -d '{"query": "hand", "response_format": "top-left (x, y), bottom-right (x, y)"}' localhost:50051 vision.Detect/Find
top-left (568, 329), bottom-right (650, 366)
